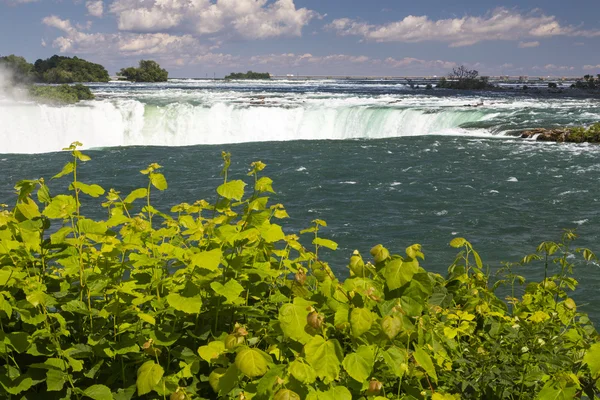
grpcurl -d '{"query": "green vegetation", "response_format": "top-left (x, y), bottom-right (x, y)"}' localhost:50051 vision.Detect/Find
top-left (567, 122), bottom-right (600, 142)
top-left (0, 54), bottom-right (34, 84)
top-left (572, 74), bottom-right (600, 90)
top-left (28, 84), bottom-right (95, 104)
top-left (224, 71), bottom-right (271, 80)
top-left (119, 60), bottom-right (168, 82)
top-left (33, 55), bottom-right (110, 83)
top-left (437, 66), bottom-right (492, 90)
top-left (0, 145), bottom-right (599, 399)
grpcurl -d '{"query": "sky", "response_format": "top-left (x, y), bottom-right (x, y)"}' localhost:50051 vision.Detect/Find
top-left (1, 0), bottom-right (600, 78)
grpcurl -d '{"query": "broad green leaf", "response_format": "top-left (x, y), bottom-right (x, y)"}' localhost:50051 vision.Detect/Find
top-left (71, 182), bottom-right (105, 197)
top-left (52, 162), bottom-right (74, 179)
top-left (384, 258), bottom-right (419, 291)
top-left (450, 237), bottom-right (467, 248)
top-left (383, 347), bottom-right (408, 378)
top-left (432, 394), bottom-right (460, 400)
top-left (381, 315), bottom-right (402, 339)
top-left (0, 372), bottom-right (34, 395)
top-left (274, 389), bottom-right (301, 400)
top-left (150, 173), bottom-right (168, 191)
top-left (43, 195), bottom-right (76, 219)
top-left (313, 237), bottom-right (338, 251)
top-left (278, 299), bottom-right (312, 344)
top-left (123, 188), bottom-right (148, 203)
top-left (535, 378), bottom-right (579, 400)
top-left (84, 384), bottom-right (113, 400)
top-left (211, 280), bottom-right (244, 304)
top-left (288, 359), bottom-right (317, 384)
top-left (256, 176), bottom-right (275, 193)
top-left (136, 361), bottom-right (164, 396)
top-left (318, 386), bottom-right (352, 400)
top-left (413, 346), bottom-right (437, 383)
top-left (342, 345), bottom-right (375, 382)
top-left (583, 343), bottom-right (600, 378)
top-left (350, 307), bottom-right (373, 337)
top-left (235, 348), bottom-right (269, 378)
top-left (305, 335), bottom-right (343, 383)
top-left (166, 293), bottom-right (202, 314)
top-left (77, 218), bottom-right (108, 235)
top-left (261, 223), bottom-right (285, 243)
top-left (217, 180), bottom-right (246, 201)
top-left (198, 341), bottom-right (226, 363)
top-left (190, 248), bottom-right (222, 271)
top-left (16, 198), bottom-right (40, 220)
top-left (46, 369), bottom-right (66, 391)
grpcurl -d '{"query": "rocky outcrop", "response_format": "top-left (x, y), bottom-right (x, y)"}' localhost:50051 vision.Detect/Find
top-left (520, 128), bottom-right (570, 142)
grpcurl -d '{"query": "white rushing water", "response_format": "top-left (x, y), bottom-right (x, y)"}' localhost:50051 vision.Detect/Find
top-left (1, 80), bottom-right (599, 154)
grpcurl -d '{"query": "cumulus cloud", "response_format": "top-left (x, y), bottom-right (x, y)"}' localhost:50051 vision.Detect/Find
top-left (533, 64), bottom-right (575, 72)
top-left (108, 0), bottom-right (317, 39)
top-left (326, 8), bottom-right (600, 47)
top-left (86, 0), bottom-right (103, 17)
top-left (583, 65), bottom-right (600, 70)
top-left (518, 41), bottom-right (540, 48)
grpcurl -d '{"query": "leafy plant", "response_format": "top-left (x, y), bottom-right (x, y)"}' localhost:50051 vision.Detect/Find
top-left (0, 144), bottom-right (598, 399)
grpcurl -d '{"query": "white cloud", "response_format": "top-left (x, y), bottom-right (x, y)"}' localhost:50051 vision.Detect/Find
top-left (86, 0), bottom-right (103, 17)
top-left (533, 64), bottom-right (575, 72)
top-left (326, 8), bottom-right (600, 47)
top-left (108, 0), bottom-right (317, 39)
top-left (583, 65), bottom-right (600, 70)
top-left (518, 41), bottom-right (540, 48)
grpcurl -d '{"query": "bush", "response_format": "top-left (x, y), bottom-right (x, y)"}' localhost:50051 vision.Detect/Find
top-left (28, 84), bottom-right (95, 104)
top-left (437, 66), bottom-right (493, 90)
top-left (548, 82), bottom-right (558, 88)
top-left (119, 60), bottom-right (168, 82)
top-left (0, 146), bottom-right (598, 399)
top-left (0, 54), bottom-right (34, 84)
top-left (224, 71), bottom-right (270, 80)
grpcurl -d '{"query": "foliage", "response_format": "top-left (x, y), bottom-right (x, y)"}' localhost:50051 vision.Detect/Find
top-left (0, 146), bottom-right (598, 399)
top-left (437, 66), bottom-right (492, 90)
top-left (224, 71), bottom-right (271, 80)
top-left (571, 74), bottom-right (600, 90)
top-left (119, 60), bottom-right (168, 82)
top-left (34, 55), bottom-right (110, 83)
top-left (0, 54), bottom-right (34, 84)
top-left (28, 84), bottom-right (95, 104)
top-left (565, 122), bottom-right (600, 143)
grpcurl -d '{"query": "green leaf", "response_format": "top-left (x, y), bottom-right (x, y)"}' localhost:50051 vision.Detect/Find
top-left (53, 162), bottom-right (74, 179)
top-left (382, 347), bottom-right (408, 378)
top-left (313, 237), bottom-right (338, 251)
top-left (46, 369), bottom-right (66, 391)
top-left (304, 335), bottom-right (343, 383)
top-left (198, 341), bottom-right (226, 363)
top-left (384, 258), bottom-right (419, 291)
top-left (77, 218), bottom-right (108, 235)
top-left (150, 173), bottom-right (168, 191)
top-left (211, 279), bottom-right (244, 304)
top-left (350, 307), bottom-right (373, 337)
top-left (71, 182), bottom-right (105, 197)
top-left (583, 343), bottom-right (600, 378)
top-left (342, 345), bottom-right (375, 382)
top-left (536, 378), bottom-right (579, 400)
top-left (279, 299), bottom-right (312, 344)
top-left (413, 346), bottom-right (437, 383)
top-left (288, 359), bottom-right (317, 384)
top-left (123, 188), bottom-right (148, 203)
top-left (43, 195), bottom-right (76, 219)
top-left (84, 384), bottom-right (114, 400)
top-left (136, 361), bottom-right (164, 396)
top-left (235, 347), bottom-right (269, 378)
top-left (166, 293), bottom-right (202, 314)
top-left (261, 223), bottom-right (285, 243)
top-left (217, 179), bottom-right (246, 201)
top-left (450, 237), bottom-right (467, 248)
top-left (217, 365), bottom-right (239, 397)
top-left (190, 248), bottom-right (222, 271)
top-left (256, 176), bottom-right (275, 193)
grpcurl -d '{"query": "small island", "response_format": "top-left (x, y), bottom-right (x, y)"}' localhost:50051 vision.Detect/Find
top-left (521, 123), bottom-right (600, 143)
top-left (224, 71), bottom-right (270, 80)
top-left (119, 60), bottom-right (168, 82)
top-left (437, 66), bottom-right (493, 90)
top-left (0, 54), bottom-right (109, 84)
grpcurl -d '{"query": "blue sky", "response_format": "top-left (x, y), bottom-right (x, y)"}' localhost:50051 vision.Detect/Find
top-left (1, 0), bottom-right (599, 77)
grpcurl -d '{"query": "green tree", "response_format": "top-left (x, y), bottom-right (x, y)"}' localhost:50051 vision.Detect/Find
top-left (224, 70), bottom-right (270, 80)
top-left (33, 55), bottom-right (109, 83)
top-left (119, 60), bottom-right (169, 82)
top-left (0, 54), bottom-right (34, 84)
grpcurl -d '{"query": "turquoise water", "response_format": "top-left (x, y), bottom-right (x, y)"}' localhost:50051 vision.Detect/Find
top-left (1, 80), bottom-right (599, 321)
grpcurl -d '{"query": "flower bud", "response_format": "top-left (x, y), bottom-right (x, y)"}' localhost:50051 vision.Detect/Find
top-left (370, 245), bottom-right (390, 263)
top-left (274, 389), bottom-right (301, 400)
top-left (367, 379), bottom-right (383, 395)
top-left (224, 334), bottom-right (245, 349)
top-left (306, 311), bottom-right (324, 329)
top-left (349, 250), bottom-right (367, 276)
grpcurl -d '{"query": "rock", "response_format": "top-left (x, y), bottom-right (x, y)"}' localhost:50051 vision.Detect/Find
top-left (520, 128), bottom-right (570, 142)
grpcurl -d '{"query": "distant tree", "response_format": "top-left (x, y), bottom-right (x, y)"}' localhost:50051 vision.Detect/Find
top-left (0, 54), bottom-right (34, 84)
top-left (437, 65), bottom-right (491, 90)
top-left (548, 82), bottom-right (558, 88)
top-left (224, 71), bottom-right (270, 80)
top-left (33, 55), bottom-right (109, 83)
top-left (119, 60), bottom-right (168, 82)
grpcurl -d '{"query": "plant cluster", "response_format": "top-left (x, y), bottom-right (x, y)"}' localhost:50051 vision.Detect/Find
top-left (572, 75), bottom-right (600, 90)
top-left (119, 60), bottom-right (168, 83)
top-left (566, 122), bottom-right (600, 143)
top-left (0, 145), bottom-right (599, 399)
top-left (437, 66), bottom-right (492, 90)
top-left (28, 84), bottom-right (95, 104)
top-left (33, 56), bottom-right (110, 84)
top-left (224, 71), bottom-right (271, 80)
